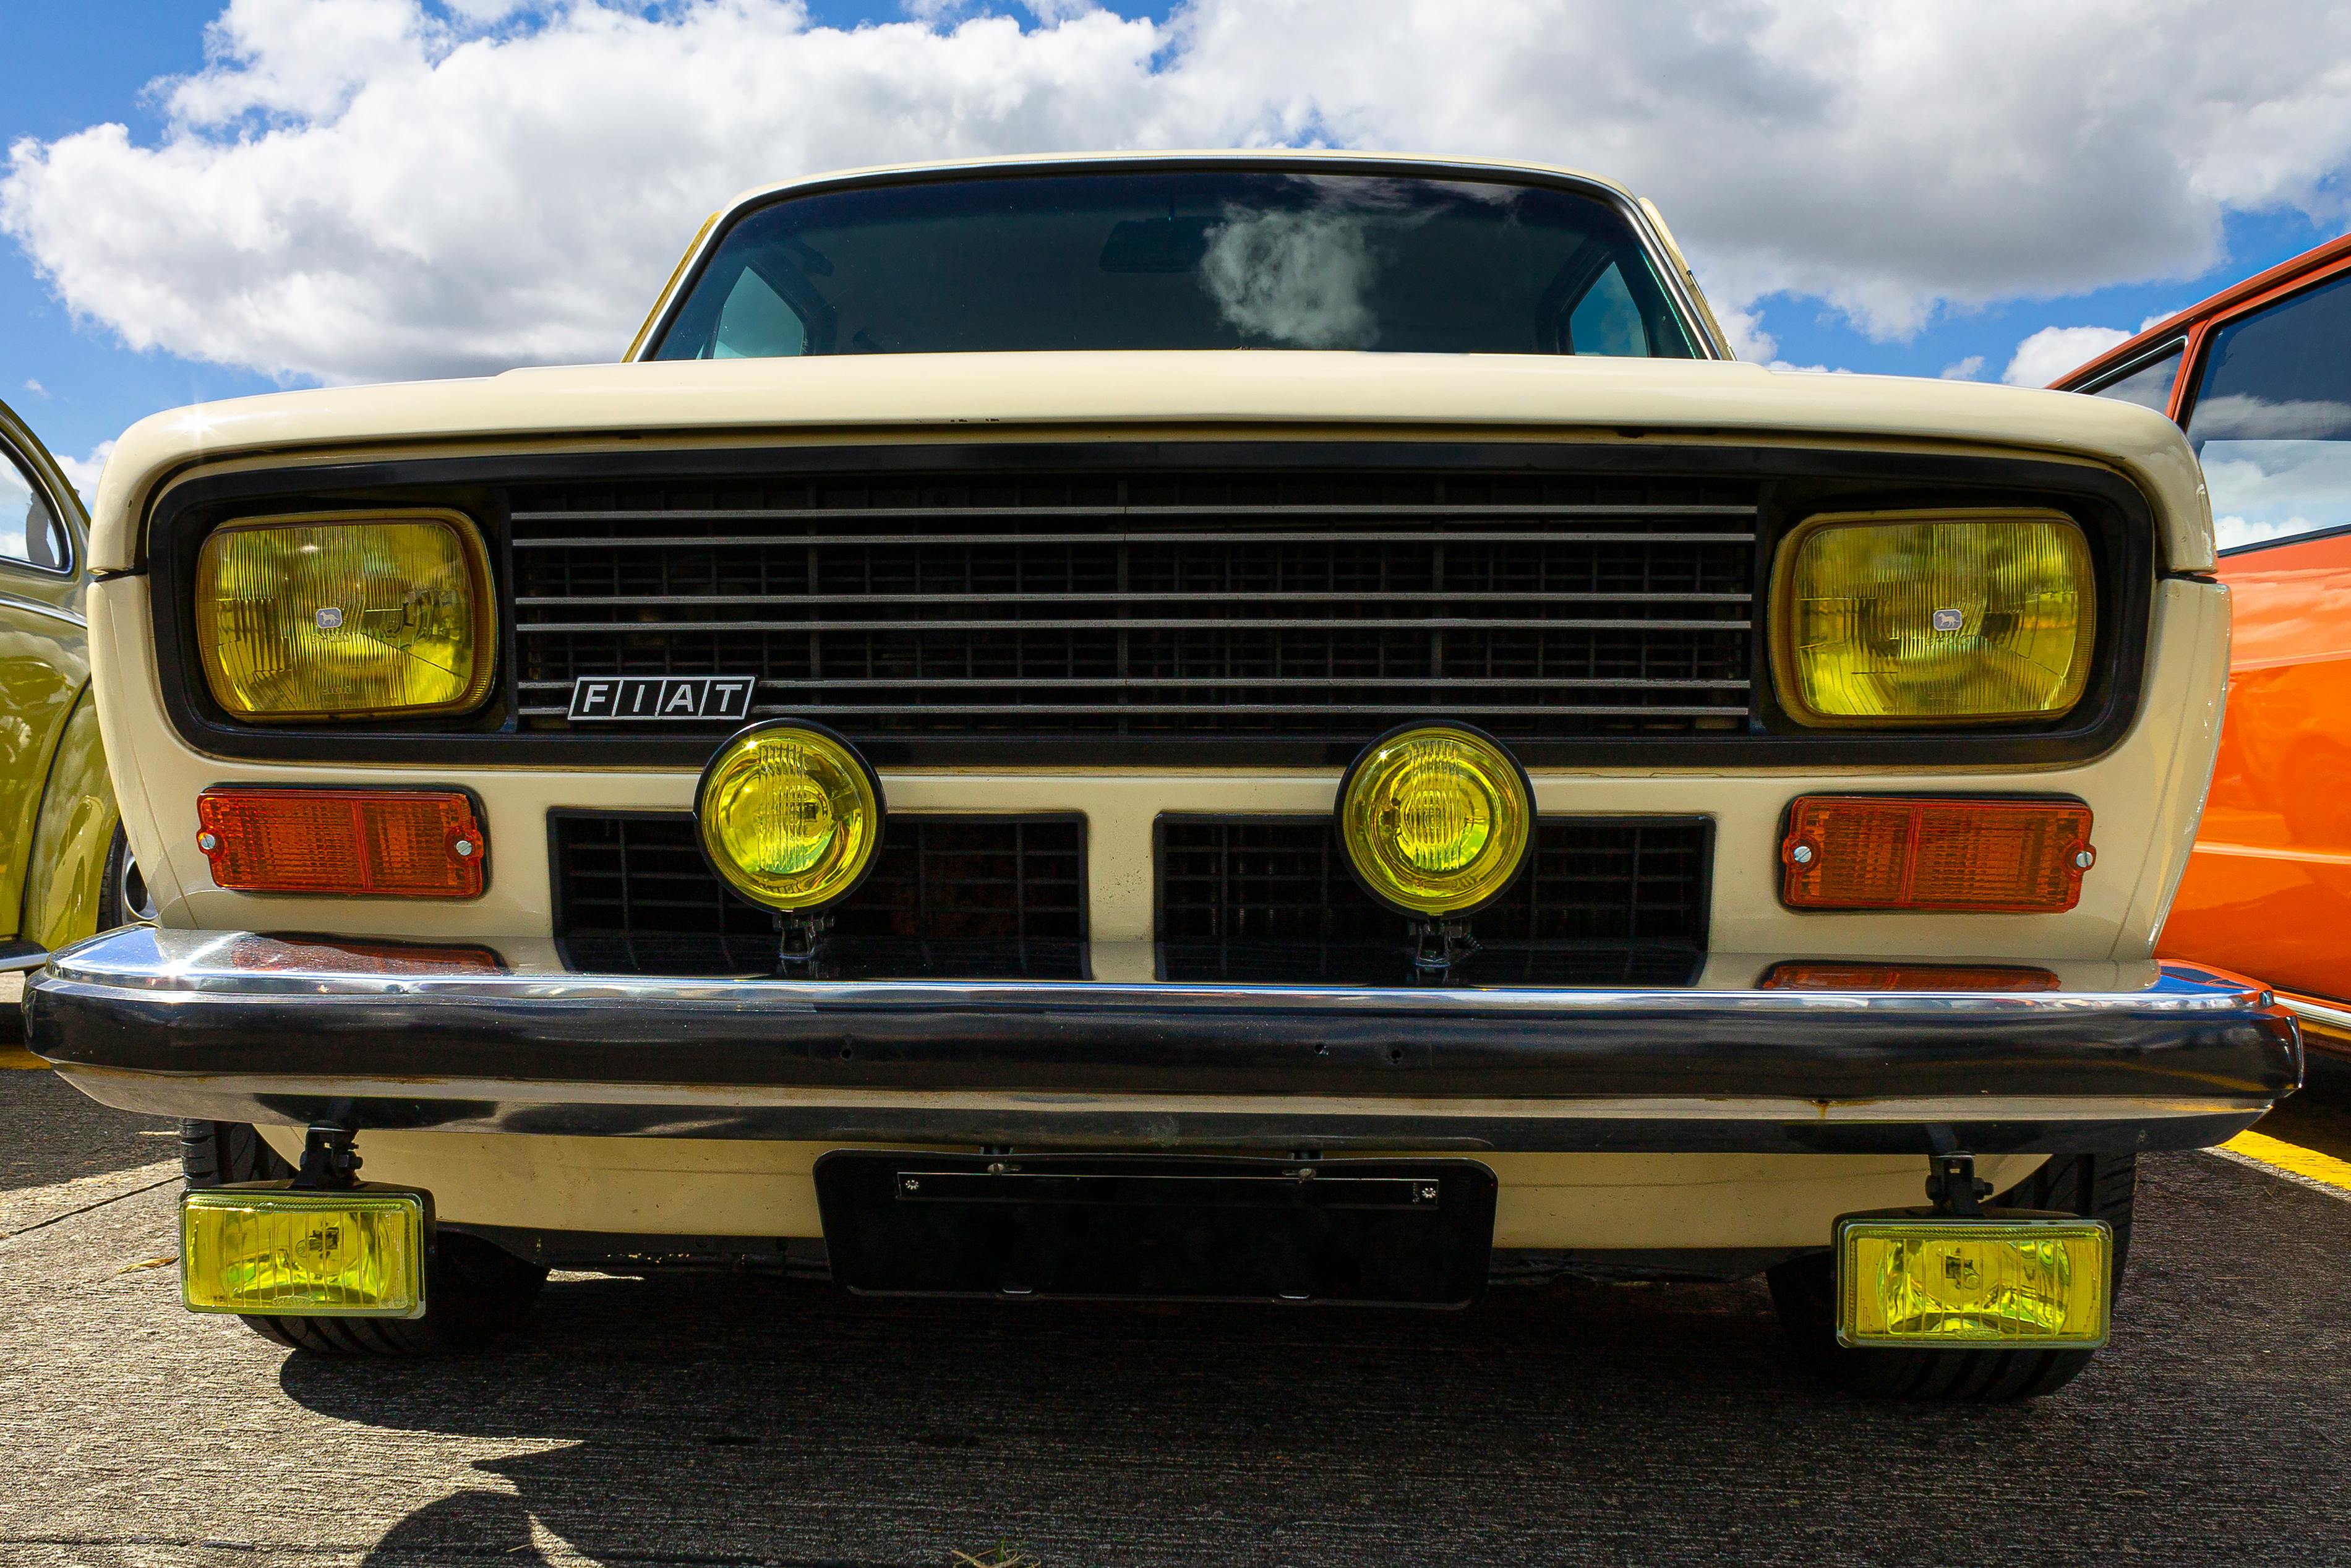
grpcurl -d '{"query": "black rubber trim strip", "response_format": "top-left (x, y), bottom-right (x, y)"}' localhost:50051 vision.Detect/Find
top-left (31, 1077), bottom-right (2272, 1159)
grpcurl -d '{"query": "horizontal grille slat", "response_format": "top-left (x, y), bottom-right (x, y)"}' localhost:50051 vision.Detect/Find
top-left (510, 466), bottom-right (1760, 750)
top-left (540, 703), bottom-right (1750, 718)
top-left (519, 675), bottom-right (1749, 690)
top-left (518, 591), bottom-right (1756, 605)
top-left (511, 503), bottom-right (1762, 524)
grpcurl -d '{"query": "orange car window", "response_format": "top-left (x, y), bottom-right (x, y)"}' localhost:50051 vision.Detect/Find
top-left (2186, 271), bottom-right (2351, 554)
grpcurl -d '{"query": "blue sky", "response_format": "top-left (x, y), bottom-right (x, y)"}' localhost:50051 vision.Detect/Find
top-left (1, 1), bottom-right (279, 468)
top-left (2, 1), bottom-right (2342, 480)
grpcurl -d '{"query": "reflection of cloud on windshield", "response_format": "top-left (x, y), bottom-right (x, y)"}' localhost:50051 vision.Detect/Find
top-left (1200, 209), bottom-right (1378, 348)
top-left (2191, 394), bottom-right (2351, 442)
top-left (2216, 513), bottom-right (2329, 551)
top-left (2201, 438), bottom-right (2351, 551)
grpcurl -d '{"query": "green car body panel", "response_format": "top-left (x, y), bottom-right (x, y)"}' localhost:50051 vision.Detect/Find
top-left (0, 394), bottom-right (119, 955)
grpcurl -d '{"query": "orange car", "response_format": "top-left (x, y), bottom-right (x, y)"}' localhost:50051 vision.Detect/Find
top-left (2060, 235), bottom-right (2351, 1053)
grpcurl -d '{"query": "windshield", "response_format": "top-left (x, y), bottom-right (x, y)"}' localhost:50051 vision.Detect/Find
top-left (647, 170), bottom-right (1700, 361)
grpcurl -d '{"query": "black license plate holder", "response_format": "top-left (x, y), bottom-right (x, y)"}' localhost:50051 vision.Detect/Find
top-left (813, 1153), bottom-right (1497, 1307)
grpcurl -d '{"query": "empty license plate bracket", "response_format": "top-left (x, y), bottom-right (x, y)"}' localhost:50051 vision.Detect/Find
top-left (813, 1153), bottom-right (1498, 1306)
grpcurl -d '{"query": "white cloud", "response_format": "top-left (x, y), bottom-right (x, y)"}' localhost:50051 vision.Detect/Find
top-left (1712, 304), bottom-right (1778, 363)
top-left (1199, 209), bottom-right (1379, 348)
top-left (55, 440), bottom-right (114, 503)
top-left (9, 0), bottom-right (2351, 386)
top-left (2003, 325), bottom-right (2133, 388)
top-left (19, 379), bottom-right (46, 398)
top-left (1940, 356), bottom-right (1985, 380)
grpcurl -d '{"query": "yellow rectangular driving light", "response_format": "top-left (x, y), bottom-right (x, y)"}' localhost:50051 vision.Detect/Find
top-left (1835, 1214), bottom-right (2110, 1349)
top-left (1771, 509), bottom-right (2095, 727)
top-left (194, 509), bottom-right (495, 722)
top-left (181, 1186), bottom-right (427, 1318)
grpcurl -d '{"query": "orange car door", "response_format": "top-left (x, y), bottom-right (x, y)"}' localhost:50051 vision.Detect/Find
top-left (2154, 267), bottom-right (2351, 1002)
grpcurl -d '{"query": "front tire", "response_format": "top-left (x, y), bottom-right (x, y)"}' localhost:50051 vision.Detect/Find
top-left (179, 1119), bottom-right (547, 1355)
top-left (1767, 1153), bottom-right (2136, 1402)
top-left (97, 825), bottom-right (155, 929)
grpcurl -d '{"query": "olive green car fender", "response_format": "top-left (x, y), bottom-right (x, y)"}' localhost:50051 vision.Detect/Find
top-left (22, 687), bottom-right (119, 953)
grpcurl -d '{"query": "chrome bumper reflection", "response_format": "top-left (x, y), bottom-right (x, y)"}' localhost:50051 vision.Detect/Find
top-left (27, 928), bottom-right (2303, 1156)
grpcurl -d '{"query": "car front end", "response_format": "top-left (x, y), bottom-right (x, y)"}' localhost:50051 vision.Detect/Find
top-left (30, 154), bottom-right (2300, 1391)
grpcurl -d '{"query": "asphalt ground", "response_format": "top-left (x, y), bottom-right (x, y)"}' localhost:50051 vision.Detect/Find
top-left (3, 1034), bottom-right (2348, 1567)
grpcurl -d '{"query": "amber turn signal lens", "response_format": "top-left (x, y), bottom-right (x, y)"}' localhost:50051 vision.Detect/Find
top-left (1758, 962), bottom-right (2062, 992)
top-left (1770, 509), bottom-right (2094, 727)
top-left (197, 787), bottom-right (487, 899)
top-left (1337, 724), bottom-right (1533, 918)
top-left (1836, 1215), bottom-right (2111, 1348)
top-left (696, 722), bottom-right (883, 912)
top-left (195, 510), bottom-right (495, 722)
top-left (1779, 795), bottom-right (2094, 914)
top-left (182, 1186), bottom-right (427, 1319)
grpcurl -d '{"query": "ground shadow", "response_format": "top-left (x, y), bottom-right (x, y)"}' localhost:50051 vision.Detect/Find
top-left (0, 1064), bottom-right (177, 1194)
top-left (281, 1153), bottom-right (2351, 1567)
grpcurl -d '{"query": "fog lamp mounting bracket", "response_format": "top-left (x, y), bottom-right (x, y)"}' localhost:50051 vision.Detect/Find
top-left (292, 1122), bottom-right (363, 1192)
top-left (1924, 1152), bottom-right (1993, 1219)
top-left (1411, 918), bottom-right (1479, 980)
top-left (774, 909), bottom-right (837, 979)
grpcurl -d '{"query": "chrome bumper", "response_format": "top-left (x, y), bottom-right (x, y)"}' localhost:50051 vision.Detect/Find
top-left (27, 928), bottom-right (2302, 1155)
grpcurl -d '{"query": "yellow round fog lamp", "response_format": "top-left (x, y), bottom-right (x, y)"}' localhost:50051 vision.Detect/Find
top-left (1337, 724), bottom-right (1534, 917)
top-left (695, 722), bottom-right (884, 912)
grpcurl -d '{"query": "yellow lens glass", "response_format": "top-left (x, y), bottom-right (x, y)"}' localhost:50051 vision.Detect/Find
top-left (1774, 512), bottom-right (2095, 725)
top-left (698, 726), bottom-right (881, 910)
top-left (195, 513), bottom-right (494, 721)
top-left (181, 1188), bottom-right (426, 1318)
top-left (1837, 1218), bottom-right (2110, 1348)
top-left (1339, 726), bottom-right (1532, 916)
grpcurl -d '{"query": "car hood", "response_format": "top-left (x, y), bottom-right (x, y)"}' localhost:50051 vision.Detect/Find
top-left (87, 350), bottom-right (2214, 572)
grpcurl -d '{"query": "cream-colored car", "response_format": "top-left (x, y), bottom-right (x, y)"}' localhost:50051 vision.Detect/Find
top-left (30, 153), bottom-right (2298, 1398)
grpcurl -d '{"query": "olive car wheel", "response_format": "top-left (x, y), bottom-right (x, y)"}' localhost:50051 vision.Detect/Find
top-left (179, 1120), bottom-right (547, 1355)
top-left (1767, 1153), bottom-right (2136, 1402)
top-left (97, 825), bottom-right (156, 928)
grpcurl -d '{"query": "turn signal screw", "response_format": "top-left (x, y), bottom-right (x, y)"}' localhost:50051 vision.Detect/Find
top-left (196, 831), bottom-right (220, 852)
top-left (1790, 843), bottom-right (1816, 866)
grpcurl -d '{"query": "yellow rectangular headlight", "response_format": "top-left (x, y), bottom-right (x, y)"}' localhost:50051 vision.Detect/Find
top-left (194, 509), bottom-right (495, 722)
top-left (181, 1186), bottom-right (427, 1318)
top-left (1836, 1215), bottom-right (2110, 1348)
top-left (1770, 509), bottom-right (2095, 726)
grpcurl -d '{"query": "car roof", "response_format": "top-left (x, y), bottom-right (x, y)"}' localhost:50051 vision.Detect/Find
top-left (2054, 231), bottom-right (2351, 391)
top-left (713, 149), bottom-right (1644, 216)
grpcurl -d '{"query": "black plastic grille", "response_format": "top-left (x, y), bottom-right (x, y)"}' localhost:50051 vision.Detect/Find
top-left (552, 813), bottom-right (1084, 977)
top-left (1155, 816), bottom-right (1711, 946)
top-left (508, 468), bottom-right (1758, 754)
